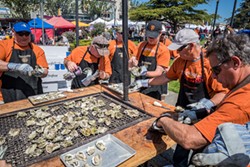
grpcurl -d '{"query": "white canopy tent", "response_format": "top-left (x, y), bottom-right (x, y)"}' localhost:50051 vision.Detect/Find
top-left (89, 18), bottom-right (108, 25)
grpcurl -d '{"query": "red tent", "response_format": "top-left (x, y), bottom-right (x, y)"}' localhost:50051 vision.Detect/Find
top-left (46, 16), bottom-right (75, 29)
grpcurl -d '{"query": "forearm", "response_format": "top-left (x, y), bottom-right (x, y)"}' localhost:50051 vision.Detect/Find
top-left (157, 117), bottom-right (208, 149)
top-left (0, 60), bottom-right (9, 72)
top-left (210, 92), bottom-right (227, 106)
top-left (146, 66), bottom-right (164, 78)
top-left (149, 73), bottom-right (170, 86)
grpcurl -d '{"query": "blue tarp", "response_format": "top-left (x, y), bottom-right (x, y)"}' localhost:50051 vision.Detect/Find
top-left (237, 29), bottom-right (250, 35)
top-left (28, 17), bottom-right (54, 29)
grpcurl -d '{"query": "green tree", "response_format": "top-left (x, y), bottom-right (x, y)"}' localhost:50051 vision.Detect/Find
top-left (129, 0), bottom-right (213, 32)
top-left (43, 0), bottom-right (74, 16)
top-left (232, 0), bottom-right (250, 29)
top-left (81, 0), bottom-right (113, 20)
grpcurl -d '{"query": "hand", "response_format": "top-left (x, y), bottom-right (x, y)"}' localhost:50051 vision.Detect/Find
top-left (130, 65), bottom-right (147, 77)
top-left (31, 65), bottom-right (44, 77)
top-left (63, 72), bottom-right (76, 81)
top-left (187, 98), bottom-right (214, 110)
top-left (7, 63), bottom-right (34, 76)
top-left (128, 56), bottom-right (138, 69)
top-left (149, 113), bottom-right (172, 134)
top-left (178, 110), bottom-right (197, 124)
top-left (129, 79), bottom-right (149, 90)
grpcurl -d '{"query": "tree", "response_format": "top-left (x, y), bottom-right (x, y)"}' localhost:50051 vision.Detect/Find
top-left (43, 0), bottom-right (74, 16)
top-left (80, 0), bottom-right (113, 20)
top-left (231, 0), bottom-right (250, 29)
top-left (129, 0), bottom-right (213, 32)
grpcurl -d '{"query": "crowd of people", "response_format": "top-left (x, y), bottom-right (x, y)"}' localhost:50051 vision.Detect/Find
top-left (0, 19), bottom-right (250, 167)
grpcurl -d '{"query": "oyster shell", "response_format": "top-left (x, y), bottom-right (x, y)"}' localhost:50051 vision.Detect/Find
top-left (16, 112), bottom-right (27, 118)
top-left (86, 146), bottom-right (95, 156)
top-left (28, 131), bottom-right (37, 140)
top-left (75, 151), bottom-right (87, 161)
top-left (0, 137), bottom-right (6, 145)
top-left (91, 154), bottom-right (102, 166)
top-left (8, 128), bottom-right (21, 137)
top-left (95, 140), bottom-right (106, 151)
top-left (65, 154), bottom-right (74, 162)
top-left (45, 143), bottom-right (60, 154)
top-left (25, 144), bottom-right (37, 155)
top-left (67, 159), bottom-right (79, 167)
top-left (61, 139), bottom-right (73, 148)
top-left (124, 109), bottom-right (139, 118)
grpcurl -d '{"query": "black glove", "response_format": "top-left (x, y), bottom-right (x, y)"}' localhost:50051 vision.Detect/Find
top-left (149, 113), bottom-right (172, 134)
top-left (178, 108), bottom-right (209, 124)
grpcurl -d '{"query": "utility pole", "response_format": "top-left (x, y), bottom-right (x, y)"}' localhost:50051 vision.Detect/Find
top-left (212, 0), bottom-right (219, 39)
top-left (75, 0), bottom-right (79, 47)
top-left (40, 0), bottom-right (45, 45)
top-left (230, 0), bottom-right (237, 27)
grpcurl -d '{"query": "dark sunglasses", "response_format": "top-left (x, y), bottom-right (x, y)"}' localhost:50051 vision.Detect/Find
top-left (16, 31), bottom-right (30, 37)
top-left (94, 43), bottom-right (109, 49)
top-left (211, 59), bottom-right (230, 76)
top-left (177, 44), bottom-right (189, 52)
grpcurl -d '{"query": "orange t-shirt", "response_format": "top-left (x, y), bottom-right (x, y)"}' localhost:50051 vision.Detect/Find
top-left (195, 83), bottom-right (250, 142)
top-left (162, 38), bottom-right (179, 59)
top-left (65, 46), bottom-right (112, 75)
top-left (136, 41), bottom-right (170, 68)
top-left (109, 40), bottom-right (138, 61)
top-left (0, 38), bottom-right (48, 68)
top-left (166, 56), bottom-right (228, 98)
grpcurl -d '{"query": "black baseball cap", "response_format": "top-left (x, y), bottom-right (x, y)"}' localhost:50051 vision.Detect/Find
top-left (146, 20), bottom-right (162, 38)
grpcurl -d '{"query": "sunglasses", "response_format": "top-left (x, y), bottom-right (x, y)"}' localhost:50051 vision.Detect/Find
top-left (94, 43), bottom-right (109, 49)
top-left (211, 59), bottom-right (230, 76)
top-left (16, 31), bottom-right (30, 37)
top-left (177, 44), bottom-right (189, 52)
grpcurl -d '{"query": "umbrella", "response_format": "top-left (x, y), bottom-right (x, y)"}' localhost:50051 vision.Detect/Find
top-left (71, 21), bottom-right (90, 27)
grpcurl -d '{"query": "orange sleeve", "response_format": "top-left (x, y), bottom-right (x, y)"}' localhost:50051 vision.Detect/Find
top-left (156, 42), bottom-right (170, 68)
top-left (195, 84), bottom-right (250, 142)
top-left (0, 39), bottom-right (14, 62)
top-left (32, 44), bottom-right (49, 68)
top-left (166, 57), bottom-right (185, 80)
top-left (128, 40), bottom-right (138, 58)
top-left (99, 55), bottom-right (112, 75)
top-left (136, 41), bottom-right (146, 60)
top-left (108, 40), bottom-right (117, 61)
top-left (65, 46), bottom-right (88, 65)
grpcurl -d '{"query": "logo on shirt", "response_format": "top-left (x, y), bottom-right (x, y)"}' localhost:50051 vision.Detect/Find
top-left (19, 54), bottom-right (31, 63)
top-left (150, 25), bottom-right (155, 31)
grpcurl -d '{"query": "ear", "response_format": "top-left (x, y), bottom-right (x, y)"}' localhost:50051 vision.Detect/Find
top-left (231, 56), bottom-right (241, 69)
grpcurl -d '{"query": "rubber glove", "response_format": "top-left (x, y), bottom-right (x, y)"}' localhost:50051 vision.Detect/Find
top-left (7, 63), bottom-right (34, 76)
top-left (130, 65), bottom-right (147, 77)
top-left (129, 79), bottom-right (149, 90)
top-left (187, 98), bottom-right (214, 110)
top-left (81, 70), bottom-right (99, 86)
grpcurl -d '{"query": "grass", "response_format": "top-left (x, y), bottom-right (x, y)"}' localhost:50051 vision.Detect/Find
top-left (168, 59), bottom-right (180, 93)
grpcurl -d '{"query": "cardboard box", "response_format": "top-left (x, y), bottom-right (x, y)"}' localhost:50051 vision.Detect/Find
top-left (42, 70), bottom-right (67, 82)
top-left (42, 82), bottom-right (58, 93)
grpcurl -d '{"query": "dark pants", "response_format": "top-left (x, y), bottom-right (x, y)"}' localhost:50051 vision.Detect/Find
top-left (173, 144), bottom-right (190, 167)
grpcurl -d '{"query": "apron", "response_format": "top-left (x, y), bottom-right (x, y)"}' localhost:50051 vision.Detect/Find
top-left (1, 42), bottom-right (42, 103)
top-left (176, 53), bottom-right (210, 108)
top-left (109, 41), bottom-right (124, 83)
top-left (173, 53), bottom-right (210, 167)
top-left (137, 42), bottom-right (162, 100)
top-left (71, 48), bottom-right (99, 89)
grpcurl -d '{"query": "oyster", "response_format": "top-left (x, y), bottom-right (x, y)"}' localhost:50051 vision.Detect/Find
top-left (61, 139), bottom-right (73, 148)
top-left (50, 106), bottom-right (60, 112)
top-left (25, 144), bottom-right (37, 155)
top-left (8, 128), bottom-right (21, 137)
top-left (61, 129), bottom-right (71, 135)
top-left (86, 146), bottom-right (95, 156)
top-left (104, 118), bottom-right (111, 126)
top-left (45, 143), bottom-right (60, 154)
top-left (0, 137), bottom-right (6, 145)
top-left (64, 154), bottom-right (74, 162)
top-left (16, 112), bottom-right (27, 118)
top-left (75, 151), bottom-right (87, 161)
top-left (36, 126), bottom-right (45, 133)
top-left (97, 127), bottom-right (108, 134)
top-left (95, 140), bottom-right (106, 151)
top-left (80, 128), bottom-right (91, 137)
top-left (67, 159), bottom-right (79, 167)
top-left (37, 141), bottom-right (48, 149)
top-left (91, 154), bottom-right (102, 166)
top-left (28, 131), bottom-right (37, 140)
top-left (26, 118), bottom-right (37, 126)
top-left (124, 109), bottom-right (139, 118)
top-left (53, 136), bottom-right (64, 143)
top-left (32, 148), bottom-right (43, 157)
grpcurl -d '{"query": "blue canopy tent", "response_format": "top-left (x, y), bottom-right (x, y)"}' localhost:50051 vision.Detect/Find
top-left (237, 29), bottom-right (250, 36)
top-left (28, 17), bottom-right (54, 44)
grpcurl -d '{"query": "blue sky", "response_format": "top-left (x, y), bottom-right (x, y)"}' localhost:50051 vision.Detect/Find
top-left (139, 0), bottom-right (243, 23)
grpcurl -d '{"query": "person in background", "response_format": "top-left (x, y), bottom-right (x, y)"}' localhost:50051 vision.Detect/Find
top-left (130, 20), bottom-right (171, 100)
top-left (108, 27), bottom-right (138, 83)
top-left (0, 22), bottom-right (48, 103)
top-left (64, 35), bottom-right (112, 89)
top-left (134, 28), bottom-right (228, 166)
top-left (213, 25), bottom-right (221, 39)
top-left (151, 33), bottom-right (250, 166)
top-left (159, 31), bottom-right (179, 59)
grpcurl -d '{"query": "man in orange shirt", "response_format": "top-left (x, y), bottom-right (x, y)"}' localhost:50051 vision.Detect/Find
top-left (108, 27), bottom-right (137, 83)
top-left (136, 28), bottom-right (228, 166)
top-left (151, 33), bottom-right (250, 166)
top-left (131, 20), bottom-right (171, 100)
top-left (0, 22), bottom-right (48, 103)
top-left (64, 35), bottom-right (112, 89)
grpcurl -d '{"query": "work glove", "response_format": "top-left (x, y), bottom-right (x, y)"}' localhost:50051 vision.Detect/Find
top-left (187, 98), bottom-right (214, 110)
top-left (31, 65), bottom-right (44, 77)
top-left (129, 79), bottom-right (149, 90)
top-left (7, 63), bottom-right (34, 76)
top-left (178, 108), bottom-right (209, 125)
top-left (149, 113), bottom-right (172, 134)
top-left (130, 65), bottom-right (147, 77)
top-left (63, 66), bottom-right (83, 81)
top-left (81, 70), bottom-right (99, 87)
top-left (0, 145), bottom-right (7, 159)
